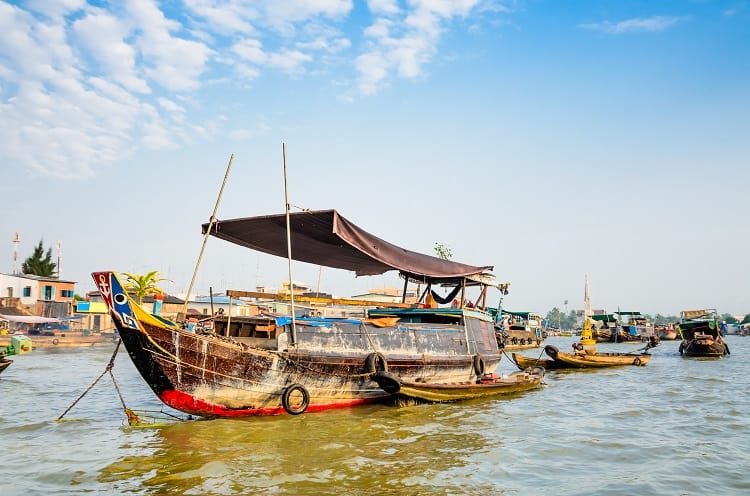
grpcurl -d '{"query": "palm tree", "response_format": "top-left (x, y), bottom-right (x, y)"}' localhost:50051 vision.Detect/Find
top-left (121, 271), bottom-right (171, 304)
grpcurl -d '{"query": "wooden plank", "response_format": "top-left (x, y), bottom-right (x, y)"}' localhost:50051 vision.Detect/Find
top-left (225, 290), bottom-right (415, 308)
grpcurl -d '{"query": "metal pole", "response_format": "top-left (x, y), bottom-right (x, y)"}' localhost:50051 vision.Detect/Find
top-left (283, 143), bottom-right (297, 345)
top-left (181, 154), bottom-right (235, 317)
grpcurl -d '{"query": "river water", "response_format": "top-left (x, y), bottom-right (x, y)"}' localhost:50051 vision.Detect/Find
top-left (1, 336), bottom-right (748, 495)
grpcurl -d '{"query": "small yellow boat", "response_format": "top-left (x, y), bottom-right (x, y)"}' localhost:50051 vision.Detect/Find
top-left (511, 353), bottom-right (566, 370)
top-left (543, 344), bottom-right (652, 368)
top-left (372, 367), bottom-right (545, 403)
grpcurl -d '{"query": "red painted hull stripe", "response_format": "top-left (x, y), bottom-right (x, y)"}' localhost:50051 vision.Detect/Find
top-left (159, 389), bottom-right (380, 417)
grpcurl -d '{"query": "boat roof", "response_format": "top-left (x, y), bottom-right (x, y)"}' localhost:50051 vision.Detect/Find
top-left (204, 209), bottom-right (497, 285)
top-left (502, 310), bottom-right (539, 319)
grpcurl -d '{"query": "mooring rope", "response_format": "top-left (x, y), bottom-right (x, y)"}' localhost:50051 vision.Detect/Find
top-left (56, 339), bottom-right (122, 422)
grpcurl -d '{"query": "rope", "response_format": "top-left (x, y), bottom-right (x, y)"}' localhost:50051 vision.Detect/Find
top-left (56, 339), bottom-right (122, 421)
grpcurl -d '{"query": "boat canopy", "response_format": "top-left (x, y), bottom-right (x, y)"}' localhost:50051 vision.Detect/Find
top-left (0, 314), bottom-right (60, 324)
top-left (502, 310), bottom-right (536, 319)
top-left (204, 209), bottom-right (496, 285)
top-left (681, 309), bottom-right (716, 320)
top-left (591, 313), bottom-right (617, 322)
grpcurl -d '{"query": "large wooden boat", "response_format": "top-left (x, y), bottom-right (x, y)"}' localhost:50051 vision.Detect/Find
top-left (93, 209), bottom-right (510, 417)
top-left (371, 367), bottom-right (544, 403)
top-left (542, 344), bottom-right (652, 368)
top-left (677, 309), bottom-right (730, 358)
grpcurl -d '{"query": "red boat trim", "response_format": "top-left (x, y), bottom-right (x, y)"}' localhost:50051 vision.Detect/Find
top-left (159, 389), bottom-right (381, 417)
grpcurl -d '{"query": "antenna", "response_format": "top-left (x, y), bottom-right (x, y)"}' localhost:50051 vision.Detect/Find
top-left (57, 241), bottom-right (62, 278)
top-left (13, 232), bottom-right (19, 274)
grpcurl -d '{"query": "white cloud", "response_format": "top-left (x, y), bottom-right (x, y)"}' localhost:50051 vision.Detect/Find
top-left (232, 38), bottom-right (268, 64)
top-left (0, 0), bottom-right (506, 177)
top-left (127, 0), bottom-right (213, 91)
top-left (72, 12), bottom-right (150, 93)
top-left (354, 0), bottom-right (484, 95)
top-left (25, 0), bottom-right (87, 19)
top-left (578, 16), bottom-right (685, 34)
top-left (0, 1), bottom-right (213, 178)
top-left (158, 97), bottom-right (186, 114)
top-left (267, 49), bottom-right (313, 75)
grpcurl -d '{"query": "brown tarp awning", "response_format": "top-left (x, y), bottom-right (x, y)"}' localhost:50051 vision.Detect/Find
top-left (203, 209), bottom-right (494, 281)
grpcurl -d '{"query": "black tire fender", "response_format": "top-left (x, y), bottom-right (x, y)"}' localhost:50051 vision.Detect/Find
top-left (633, 357), bottom-right (642, 366)
top-left (473, 354), bottom-right (486, 376)
top-left (526, 366), bottom-right (545, 378)
top-left (544, 345), bottom-right (559, 359)
top-left (52, 338), bottom-right (59, 346)
top-left (365, 352), bottom-right (388, 374)
top-left (372, 371), bottom-right (401, 394)
top-left (281, 384), bottom-right (310, 415)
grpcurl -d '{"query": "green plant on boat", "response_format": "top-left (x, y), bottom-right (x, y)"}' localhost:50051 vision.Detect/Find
top-left (121, 270), bottom-right (171, 304)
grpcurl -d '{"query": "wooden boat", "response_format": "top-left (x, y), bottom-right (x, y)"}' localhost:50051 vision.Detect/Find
top-left (677, 309), bottom-right (730, 358)
top-left (592, 311), bottom-right (652, 343)
top-left (0, 357), bottom-right (11, 375)
top-left (655, 323), bottom-right (678, 340)
top-left (511, 352), bottom-right (566, 370)
top-left (93, 209), bottom-right (510, 417)
top-left (371, 367), bottom-right (545, 403)
top-left (543, 344), bottom-right (652, 368)
top-left (495, 310), bottom-right (545, 350)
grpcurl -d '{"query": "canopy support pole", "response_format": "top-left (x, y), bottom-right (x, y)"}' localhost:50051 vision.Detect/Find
top-left (182, 153), bottom-right (235, 317)
top-left (283, 143), bottom-right (297, 346)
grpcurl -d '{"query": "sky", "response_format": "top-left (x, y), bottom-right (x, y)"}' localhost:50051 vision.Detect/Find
top-left (1, 0), bottom-right (748, 318)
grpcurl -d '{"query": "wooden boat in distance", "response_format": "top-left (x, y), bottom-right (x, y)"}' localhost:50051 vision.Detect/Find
top-left (93, 210), bottom-right (510, 417)
top-left (678, 309), bottom-right (730, 358)
top-left (543, 344), bottom-right (652, 368)
top-left (371, 367), bottom-right (545, 403)
top-left (0, 357), bottom-right (11, 375)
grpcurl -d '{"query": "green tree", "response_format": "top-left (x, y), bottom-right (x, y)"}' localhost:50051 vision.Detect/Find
top-left (545, 307), bottom-right (565, 329)
top-left (719, 313), bottom-right (737, 324)
top-left (121, 271), bottom-right (170, 304)
top-left (741, 314), bottom-right (750, 325)
top-left (434, 243), bottom-right (452, 260)
top-left (22, 240), bottom-right (57, 277)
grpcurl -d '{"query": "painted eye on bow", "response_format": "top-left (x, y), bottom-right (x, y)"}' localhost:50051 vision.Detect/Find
top-left (114, 293), bottom-right (127, 305)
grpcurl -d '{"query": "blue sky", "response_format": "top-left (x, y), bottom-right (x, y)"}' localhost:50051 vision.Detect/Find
top-left (1, 0), bottom-right (748, 317)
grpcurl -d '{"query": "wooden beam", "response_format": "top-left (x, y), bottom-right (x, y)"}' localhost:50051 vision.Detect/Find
top-left (225, 290), bottom-right (416, 308)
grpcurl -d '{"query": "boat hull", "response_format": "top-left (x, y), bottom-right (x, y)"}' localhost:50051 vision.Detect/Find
top-left (543, 345), bottom-right (651, 368)
top-left (679, 337), bottom-right (729, 358)
top-left (511, 353), bottom-right (566, 370)
top-left (374, 368), bottom-right (545, 403)
top-left (0, 358), bottom-right (11, 375)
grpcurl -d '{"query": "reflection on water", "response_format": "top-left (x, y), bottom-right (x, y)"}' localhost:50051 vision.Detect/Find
top-left (2, 337), bottom-right (750, 495)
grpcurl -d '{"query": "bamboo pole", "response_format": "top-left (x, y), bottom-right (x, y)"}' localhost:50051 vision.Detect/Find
top-left (282, 143), bottom-right (297, 346)
top-left (181, 154), bottom-right (235, 317)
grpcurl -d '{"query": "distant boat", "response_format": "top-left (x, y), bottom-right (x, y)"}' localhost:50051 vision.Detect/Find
top-left (494, 310), bottom-right (545, 350)
top-left (592, 311), bottom-right (652, 343)
top-left (655, 323), bottom-right (678, 340)
top-left (677, 309), bottom-right (730, 358)
top-left (0, 357), bottom-right (11, 375)
top-left (512, 341), bottom-right (656, 369)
